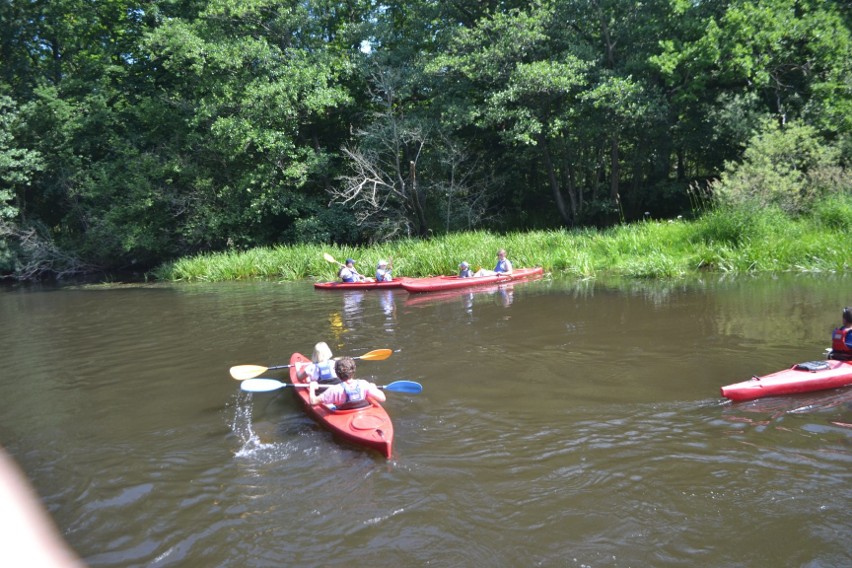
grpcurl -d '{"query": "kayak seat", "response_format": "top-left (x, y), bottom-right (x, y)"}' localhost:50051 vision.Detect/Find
top-left (325, 401), bottom-right (371, 413)
top-left (794, 361), bottom-right (831, 372)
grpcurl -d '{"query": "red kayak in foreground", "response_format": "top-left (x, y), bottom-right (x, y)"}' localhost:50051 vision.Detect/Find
top-left (289, 352), bottom-right (394, 458)
top-left (401, 267), bottom-right (543, 293)
top-left (314, 278), bottom-right (408, 290)
top-left (720, 359), bottom-right (852, 401)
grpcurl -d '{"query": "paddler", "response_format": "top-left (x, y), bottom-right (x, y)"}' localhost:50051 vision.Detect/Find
top-left (474, 248), bottom-right (513, 277)
top-left (308, 357), bottom-right (386, 410)
top-left (828, 307), bottom-right (852, 361)
top-left (338, 258), bottom-right (372, 283)
top-left (296, 342), bottom-right (341, 385)
top-left (375, 259), bottom-right (393, 282)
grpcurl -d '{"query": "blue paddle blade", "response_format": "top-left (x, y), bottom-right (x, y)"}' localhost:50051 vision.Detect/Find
top-left (382, 380), bottom-right (423, 394)
top-left (241, 378), bottom-right (287, 392)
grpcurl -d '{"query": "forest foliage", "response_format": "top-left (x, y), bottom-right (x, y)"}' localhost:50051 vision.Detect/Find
top-left (1, 0), bottom-right (850, 279)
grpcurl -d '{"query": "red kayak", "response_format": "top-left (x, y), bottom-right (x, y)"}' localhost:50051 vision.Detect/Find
top-left (289, 352), bottom-right (394, 458)
top-left (401, 267), bottom-right (543, 293)
top-left (314, 278), bottom-right (408, 290)
top-left (720, 359), bottom-right (852, 401)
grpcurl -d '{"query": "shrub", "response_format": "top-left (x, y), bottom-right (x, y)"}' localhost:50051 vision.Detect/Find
top-left (811, 192), bottom-right (852, 232)
top-left (712, 118), bottom-right (843, 215)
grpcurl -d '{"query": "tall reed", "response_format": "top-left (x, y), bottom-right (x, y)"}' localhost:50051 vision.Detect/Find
top-left (153, 195), bottom-right (852, 282)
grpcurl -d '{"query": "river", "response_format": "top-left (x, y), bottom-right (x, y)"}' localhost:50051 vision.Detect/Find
top-left (1, 273), bottom-right (850, 567)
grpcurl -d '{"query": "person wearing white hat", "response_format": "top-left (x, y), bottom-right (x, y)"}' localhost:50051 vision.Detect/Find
top-left (458, 261), bottom-right (473, 278)
top-left (375, 259), bottom-right (393, 282)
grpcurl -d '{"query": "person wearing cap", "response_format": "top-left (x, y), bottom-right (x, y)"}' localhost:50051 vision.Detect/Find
top-left (375, 259), bottom-right (393, 282)
top-left (338, 258), bottom-right (370, 283)
top-left (828, 307), bottom-right (852, 361)
top-left (458, 261), bottom-right (473, 278)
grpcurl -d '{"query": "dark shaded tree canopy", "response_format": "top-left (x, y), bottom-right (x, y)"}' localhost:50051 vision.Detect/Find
top-left (1, 0), bottom-right (850, 278)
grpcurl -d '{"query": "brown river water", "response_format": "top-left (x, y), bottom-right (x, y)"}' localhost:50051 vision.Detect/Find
top-left (1, 273), bottom-right (850, 567)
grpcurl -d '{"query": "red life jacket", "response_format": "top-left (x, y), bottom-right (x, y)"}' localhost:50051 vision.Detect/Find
top-left (830, 327), bottom-right (852, 360)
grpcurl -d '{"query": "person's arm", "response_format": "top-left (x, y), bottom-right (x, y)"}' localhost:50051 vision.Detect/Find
top-left (503, 260), bottom-right (513, 274)
top-left (0, 449), bottom-right (85, 567)
top-left (366, 382), bottom-right (387, 403)
top-left (308, 382), bottom-right (322, 405)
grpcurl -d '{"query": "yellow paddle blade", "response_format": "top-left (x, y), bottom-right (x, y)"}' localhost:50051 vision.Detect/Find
top-left (229, 365), bottom-right (269, 380)
top-left (323, 252), bottom-right (337, 264)
top-left (358, 348), bottom-right (392, 361)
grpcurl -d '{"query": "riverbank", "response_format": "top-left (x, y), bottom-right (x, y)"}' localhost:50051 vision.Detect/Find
top-left (153, 200), bottom-right (851, 282)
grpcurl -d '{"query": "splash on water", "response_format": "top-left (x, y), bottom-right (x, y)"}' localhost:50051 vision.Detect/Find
top-left (228, 392), bottom-right (296, 462)
top-left (229, 392), bottom-right (274, 457)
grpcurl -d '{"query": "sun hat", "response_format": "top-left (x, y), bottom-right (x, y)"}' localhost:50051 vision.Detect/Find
top-left (459, 261), bottom-right (469, 268)
top-left (377, 259), bottom-right (388, 267)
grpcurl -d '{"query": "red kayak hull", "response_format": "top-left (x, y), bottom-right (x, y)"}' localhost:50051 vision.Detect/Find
top-left (314, 278), bottom-right (408, 290)
top-left (401, 267), bottom-right (543, 293)
top-left (720, 360), bottom-right (852, 401)
top-left (289, 353), bottom-right (394, 458)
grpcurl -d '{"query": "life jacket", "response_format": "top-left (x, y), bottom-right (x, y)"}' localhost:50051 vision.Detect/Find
top-left (335, 380), bottom-right (370, 410)
top-left (338, 267), bottom-right (356, 283)
top-left (830, 327), bottom-right (852, 360)
top-left (494, 259), bottom-right (511, 273)
top-left (315, 360), bottom-right (337, 383)
top-left (376, 268), bottom-right (392, 282)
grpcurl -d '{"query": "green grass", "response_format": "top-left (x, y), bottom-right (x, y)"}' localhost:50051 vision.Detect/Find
top-left (152, 197), bottom-right (852, 282)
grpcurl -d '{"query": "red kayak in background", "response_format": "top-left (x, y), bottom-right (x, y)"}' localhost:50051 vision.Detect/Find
top-left (720, 359), bottom-right (852, 401)
top-left (289, 352), bottom-right (394, 458)
top-left (401, 267), bottom-right (543, 293)
top-left (314, 278), bottom-right (409, 290)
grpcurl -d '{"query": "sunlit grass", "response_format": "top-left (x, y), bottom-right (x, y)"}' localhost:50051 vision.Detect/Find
top-left (153, 195), bottom-right (852, 282)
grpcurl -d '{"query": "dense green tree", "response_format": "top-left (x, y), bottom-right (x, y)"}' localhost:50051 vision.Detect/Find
top-left (0, 0), bottom-right (849, 278)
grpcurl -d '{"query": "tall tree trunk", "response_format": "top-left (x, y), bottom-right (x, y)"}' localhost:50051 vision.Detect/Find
top-left (409, 160), bottom-right (429, 237)
top-left (609, 135), bottom-right (620, 204)
top-left (564, 159), bottom-right (579, 222)
top-left (539, 136), bottom-right (573, 226)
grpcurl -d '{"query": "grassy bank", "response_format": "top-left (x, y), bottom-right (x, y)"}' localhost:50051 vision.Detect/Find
top-left (153, 199), bottom-right (851, 282)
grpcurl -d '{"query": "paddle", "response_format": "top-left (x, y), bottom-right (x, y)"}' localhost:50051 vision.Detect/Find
top-left (323, 252), bottom-right (344, 267)
top-left (240, 378), bottom-right (423, 394)
top-left (229, 348), bottom-right (393, 380)
top-left (323, 252), bottom-right (373, 282)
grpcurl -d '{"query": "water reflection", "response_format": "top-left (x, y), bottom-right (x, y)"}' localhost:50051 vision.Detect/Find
top-left (379, 290), bottom-right (396, 319)
top-left (403, 282), bottom-right (516, 311)
top-left (342, 290), bottom-right (365, 324)
top-left (720, 387), bottom-right (852, 427)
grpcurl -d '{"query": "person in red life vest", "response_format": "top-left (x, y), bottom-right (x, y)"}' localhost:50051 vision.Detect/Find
top-left (308, 357), bottom-right (386, 410)
top-left (296, 342), bottom-right (340, 385)
top-left (829, 307), bottom-right (852, 361)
